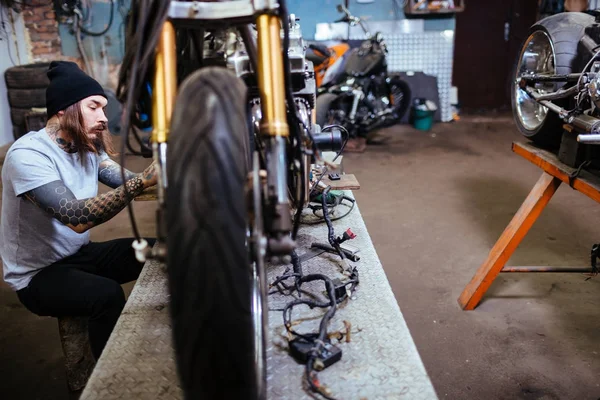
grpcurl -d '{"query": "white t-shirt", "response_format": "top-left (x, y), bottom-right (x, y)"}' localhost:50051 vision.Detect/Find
top-left (0, 128), bottom-right (109, 290)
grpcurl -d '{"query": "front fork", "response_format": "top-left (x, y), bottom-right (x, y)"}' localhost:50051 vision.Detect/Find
top-left (256, 14), bottom-right (295, 255)
top-left (349, 89), bottom-right (364, 122)
top-left (150, 20), bottom-right (177, 261)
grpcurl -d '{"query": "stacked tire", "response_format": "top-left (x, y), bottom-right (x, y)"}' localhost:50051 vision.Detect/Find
top-left (4, 63), bottom-right (50, 140)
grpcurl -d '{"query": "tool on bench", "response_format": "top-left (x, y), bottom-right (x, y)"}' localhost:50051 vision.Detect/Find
top-left (299, 228), bottom-right (360, 263)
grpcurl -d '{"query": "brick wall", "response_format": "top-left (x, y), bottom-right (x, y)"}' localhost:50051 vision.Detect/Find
top-left (15, 1), bottom-right (122, 89)
top-left (8, 0), bottom-right (120, 90)
top-left (21, 0), bottom-right (62, 61)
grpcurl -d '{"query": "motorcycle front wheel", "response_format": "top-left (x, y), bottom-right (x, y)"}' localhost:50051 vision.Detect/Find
top-left (166, 67), bottom-right (265, 400)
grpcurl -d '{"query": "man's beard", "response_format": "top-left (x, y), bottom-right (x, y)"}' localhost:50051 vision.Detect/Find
top-left (90, 123), bottom-right (107, 153)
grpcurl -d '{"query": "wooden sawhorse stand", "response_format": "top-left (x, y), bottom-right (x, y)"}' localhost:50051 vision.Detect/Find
top-left (458, 141), bottom-right (600, 310)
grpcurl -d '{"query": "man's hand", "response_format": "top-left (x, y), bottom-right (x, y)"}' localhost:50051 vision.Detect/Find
top-left (141, 161), bottom-right (159, 189)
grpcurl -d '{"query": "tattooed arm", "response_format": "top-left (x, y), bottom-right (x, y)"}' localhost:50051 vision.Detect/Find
top-left (23, 162), bottom-right (157, 234)
top-left (98, 159), bottom-right (138, 188)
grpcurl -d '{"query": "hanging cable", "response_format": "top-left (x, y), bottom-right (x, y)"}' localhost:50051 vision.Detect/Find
top-left (73, 11), bottom-right (94, 77)
top-left (76, 0), bottom-right (115, 37)
top-left (116, 0), bottom-right (170, 241)
top-left (117, 1), bottom-right (148, 241)
top-left (0, 9), bottom-right (17, 65)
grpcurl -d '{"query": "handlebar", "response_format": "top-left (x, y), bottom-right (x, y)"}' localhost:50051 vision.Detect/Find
top-left (335, 3), bottom-right (371, 38)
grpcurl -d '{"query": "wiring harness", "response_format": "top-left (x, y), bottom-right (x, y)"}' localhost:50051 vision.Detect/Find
top-left (271, 185), bottom-right (359, 400)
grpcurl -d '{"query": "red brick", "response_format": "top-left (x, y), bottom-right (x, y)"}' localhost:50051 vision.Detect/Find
top-left (33, 32), bottom-right (58, 41)
top-left (32, 47), bottom-right (54, 55)
top-left (34, 25), bottom-right (53, 33)
top-left (29, 32), bottom-right (50, 41)
top-left (44, 11), bottom-right (55, 19)
top-left (38, 20), bottom-right (57, 28)
top-left (26, 14), bottom-right (43, 22)
top-left (32, 40), bottom-right (57, 47)
top-left (31, 45), bottom-right (51, 51)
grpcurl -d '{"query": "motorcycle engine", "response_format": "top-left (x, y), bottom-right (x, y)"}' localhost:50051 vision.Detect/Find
top-left (587, 61), bottom-right (600, 110)
top-left (227, 15), bottom-right (317, 148)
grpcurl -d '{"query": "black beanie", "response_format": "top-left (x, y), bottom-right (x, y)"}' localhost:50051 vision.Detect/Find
top-left (46, 61), bottom-right (107, 118)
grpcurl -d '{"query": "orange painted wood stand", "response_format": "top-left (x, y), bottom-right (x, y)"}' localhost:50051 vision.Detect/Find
top-left (458, 141), bottom-right (600, 310)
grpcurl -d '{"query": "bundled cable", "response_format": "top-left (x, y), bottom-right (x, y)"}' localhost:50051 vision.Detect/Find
top-left (304, 194), bottom-right (356, 225)
top-left (272, 184), bottom-right (359, 400)
top-left (273, 266), bottom-right (358, 400)
top-left (273, 266), bottom-right (359, 399)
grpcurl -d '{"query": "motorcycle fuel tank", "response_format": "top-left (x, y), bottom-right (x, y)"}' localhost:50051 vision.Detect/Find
top-left (343, 44), bottom-right (386, 77)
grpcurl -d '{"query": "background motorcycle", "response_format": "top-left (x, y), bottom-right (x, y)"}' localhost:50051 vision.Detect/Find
top-left (315, 4), bottom-right (411, 139)
top-left (512, 10), bottom-right (600, 152)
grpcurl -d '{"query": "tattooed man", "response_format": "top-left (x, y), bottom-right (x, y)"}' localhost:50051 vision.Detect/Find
top-left (0, 61), bottom-right (157, 360)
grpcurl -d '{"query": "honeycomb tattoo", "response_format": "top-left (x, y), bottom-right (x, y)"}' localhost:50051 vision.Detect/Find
top-left (23, 175), bottom-right (146, 230)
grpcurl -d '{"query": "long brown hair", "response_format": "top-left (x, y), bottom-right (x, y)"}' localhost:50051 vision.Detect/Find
top-left (60, 101), bottom-right (117, 157)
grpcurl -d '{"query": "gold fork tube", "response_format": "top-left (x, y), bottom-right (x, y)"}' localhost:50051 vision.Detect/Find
top-left (152, 20), bottom-right (177, 144)
top-left (256, 14), bottom-right (289, 138)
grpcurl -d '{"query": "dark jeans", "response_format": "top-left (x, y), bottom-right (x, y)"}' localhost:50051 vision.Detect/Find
top-left (16, 238), bottom-right (155, 360)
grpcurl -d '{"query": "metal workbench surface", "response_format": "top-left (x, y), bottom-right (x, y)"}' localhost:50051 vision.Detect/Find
top-left (81, 194), bottom-right (438, 400)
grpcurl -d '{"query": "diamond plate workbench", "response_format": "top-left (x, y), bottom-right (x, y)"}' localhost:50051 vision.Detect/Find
top-left (81, 193), bottom-right (438, 399)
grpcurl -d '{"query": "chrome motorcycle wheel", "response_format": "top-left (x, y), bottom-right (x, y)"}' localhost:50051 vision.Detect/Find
top-left (511, 12), bottom-right (594, 147)
top-left (513, 30), bottom-right (556, 132)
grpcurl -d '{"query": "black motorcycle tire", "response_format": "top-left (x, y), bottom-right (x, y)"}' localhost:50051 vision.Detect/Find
top-left (388, 75), bottom-right (411, 122)
top-left (166, 67), bottom-right (258, 399)
top-left (4, 62), bottom-right (50, 89)
top-left (512, 12), bottom-right (593, 148)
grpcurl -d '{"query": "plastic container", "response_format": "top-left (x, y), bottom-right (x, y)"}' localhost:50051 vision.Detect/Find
top-left (411, 98), bottom-right (437, 131)
top-left (412, 108), bottom-right (435, 131)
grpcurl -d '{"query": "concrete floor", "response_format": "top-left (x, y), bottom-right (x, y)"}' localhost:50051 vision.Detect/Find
top-left (1, 114), bottom-right (599, 399)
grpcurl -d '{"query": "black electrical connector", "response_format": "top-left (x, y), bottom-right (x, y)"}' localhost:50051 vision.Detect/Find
top-left (331, 278), bottom-right (348, 302)
top-left (289, 337), bottom-right (343, 369)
